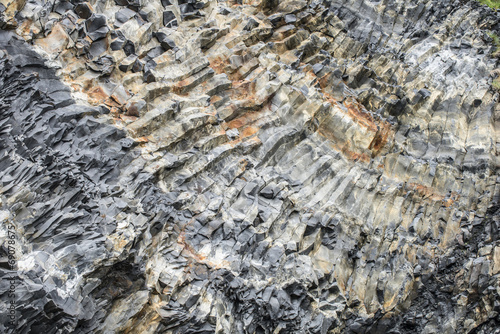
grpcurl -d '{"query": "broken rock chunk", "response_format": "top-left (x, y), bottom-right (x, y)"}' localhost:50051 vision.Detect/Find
top-left (87, 55), bottom-right (115, 75)
top-left (85, 14), bottom-right (110, 41)
top-left (74, 2), bottom-right (93, 19)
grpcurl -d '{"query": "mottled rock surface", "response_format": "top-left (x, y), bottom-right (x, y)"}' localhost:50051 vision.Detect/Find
top-left (0, 0), bottom-right (500, 333)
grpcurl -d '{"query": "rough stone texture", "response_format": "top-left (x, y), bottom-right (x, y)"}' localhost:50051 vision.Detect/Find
top-left (0, 0), bottom-right (500, 333)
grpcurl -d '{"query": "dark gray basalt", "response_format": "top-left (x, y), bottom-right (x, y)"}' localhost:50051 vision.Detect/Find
top-left (0, 31), bottom-right (149, 333)
top-left (0, 0), bottom-right (500, 333)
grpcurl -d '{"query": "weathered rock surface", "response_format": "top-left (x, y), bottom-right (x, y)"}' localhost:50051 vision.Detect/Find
top-left (0, 0), bottom-right (500, 333)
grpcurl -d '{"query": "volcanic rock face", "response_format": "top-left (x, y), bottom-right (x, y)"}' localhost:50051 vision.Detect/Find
top-left (0, 0), bottom-right (500, 333)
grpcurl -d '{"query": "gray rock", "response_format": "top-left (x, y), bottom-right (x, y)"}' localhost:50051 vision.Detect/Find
top-left (1, 1), bottom-right (500, 334)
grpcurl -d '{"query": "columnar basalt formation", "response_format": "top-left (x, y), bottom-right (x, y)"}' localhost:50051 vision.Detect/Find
top-left (0, 0), bottom-right (499, 333)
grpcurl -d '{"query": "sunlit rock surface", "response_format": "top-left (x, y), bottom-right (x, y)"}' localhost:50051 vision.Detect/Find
top-left (0, 0), bottom-right (500, 333)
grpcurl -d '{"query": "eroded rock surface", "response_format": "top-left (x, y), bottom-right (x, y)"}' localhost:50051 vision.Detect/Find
top-left (0, 0), bottom-right (500, 333)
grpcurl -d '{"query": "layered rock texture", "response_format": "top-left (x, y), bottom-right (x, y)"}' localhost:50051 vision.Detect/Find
top-left (1, 0), bottom-right (500, 333)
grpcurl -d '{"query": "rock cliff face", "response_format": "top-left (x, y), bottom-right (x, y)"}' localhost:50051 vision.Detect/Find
top-left (0, 0), bottom-right (500, 333)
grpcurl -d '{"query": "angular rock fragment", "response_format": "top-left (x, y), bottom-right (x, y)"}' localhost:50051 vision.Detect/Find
top-left (88, 55), bottom-right (115, 75)
top-left (119, 54), bottom-right (137, 72)
top-left (85, 14), bottom-right (109, 41)
top-left (155, 30), bottom-right (176, 50)
top-left (114, 0), bottom-right (141, 10)
top-left (115, 7), bottom-right (136, 27)
top-left (163, 10), bottom-right (177, 27)
top-left (74, 2), bottom-right (93, 19)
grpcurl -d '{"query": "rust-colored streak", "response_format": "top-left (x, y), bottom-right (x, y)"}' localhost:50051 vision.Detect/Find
top-left (368, 123), bottom-right (391, 156)
top-left (317, 127), bottom-right (371, 163)
top-left (209, 54), bottom-right (258, 82)
top-left (210, 95), bottom-right (224, 105)
top-left (443, 192), bottom-right (460, 207)
top-left (19, 19), bottom-right (36, 36)
top-left (318, 71), bottom-right (389, 133)
top-left (405, 183), bottom-right (460, 206)
top-left (231, 80), bottom-right (256, 100)
top-left (87, 86), bottom-right (109, 104)
top-left (87, 86), bottom-right (125, 113)
top-left (177, 224), bottom-right (229, 269)
top-left (172, 78), bottom-right (192, 96)
top-left (316, 71), bottom-right (393, 158)
top-left (407, 183), bottom-right (445, 201)
top-left (341, 145), bottom-right (371, 163)
top-left (344, 98), bottom-right (380, 132)
top-left (317, 72), bottom-right (332, 91)
top-left (179, 231), bottom-right (207, 262)
top-left (241, 126), bottom-right (259, 138)
top-left (209, 56), bottom-right (230, 75)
